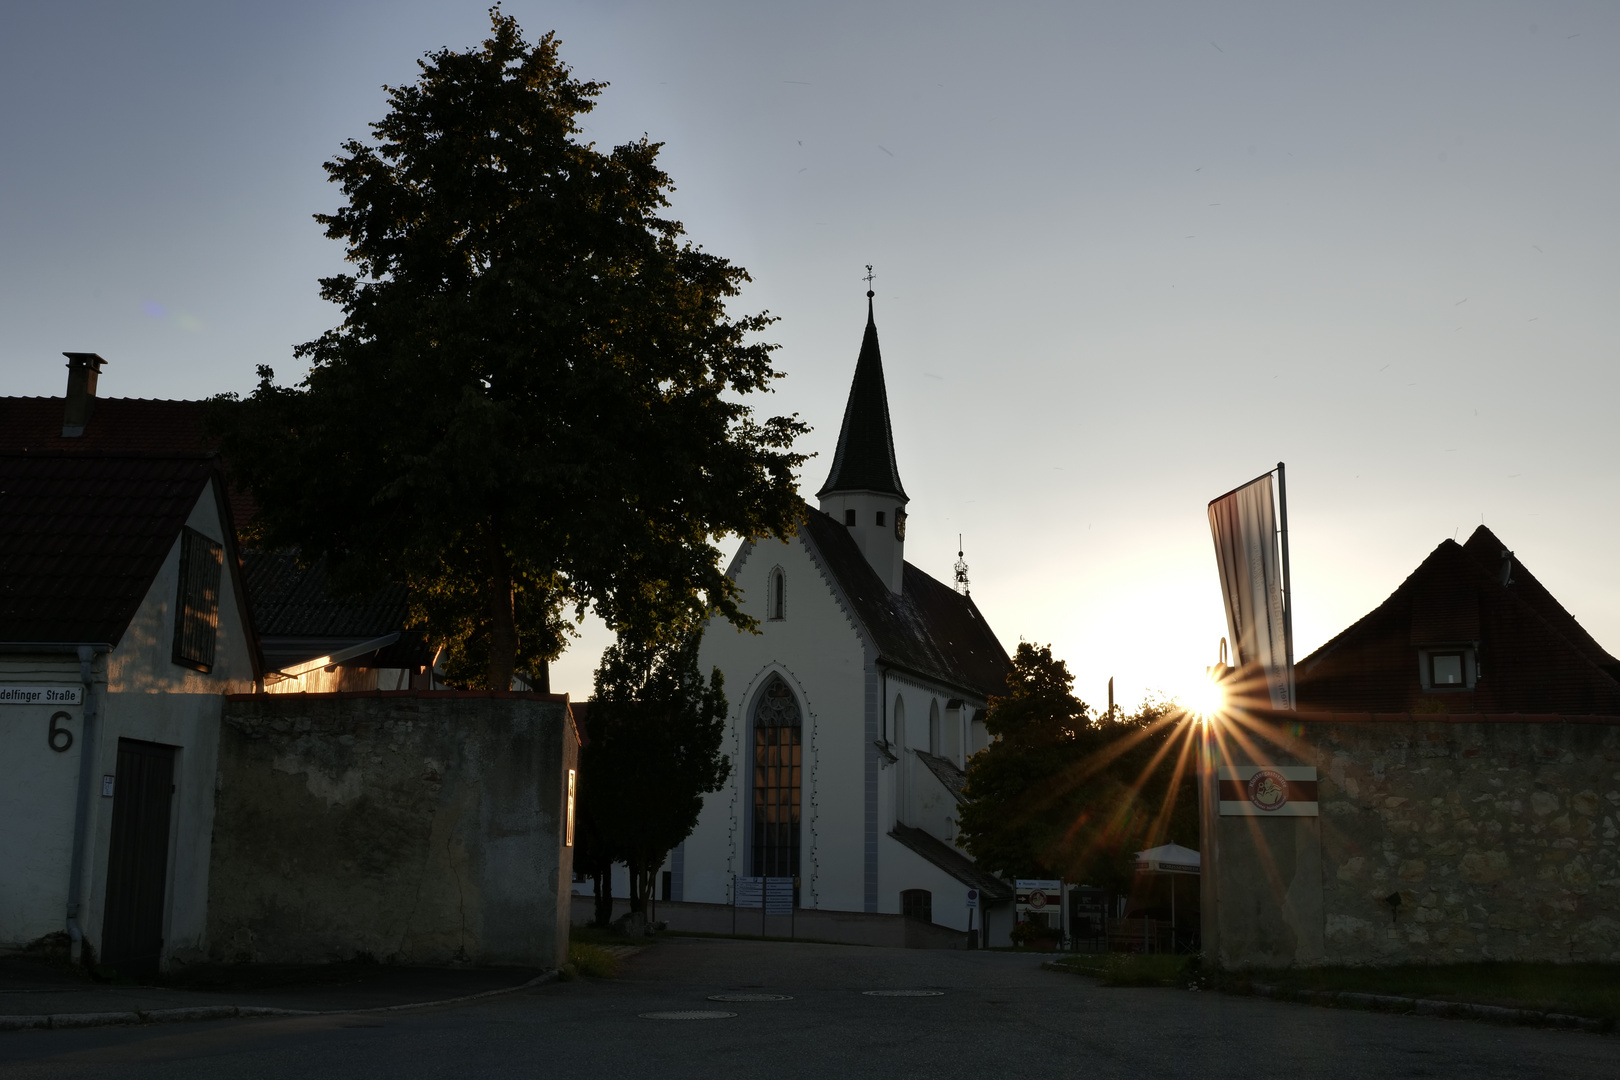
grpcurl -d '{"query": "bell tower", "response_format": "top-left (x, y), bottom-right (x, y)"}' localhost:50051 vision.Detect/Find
top-left (817, 279), bottom-right (908, 593)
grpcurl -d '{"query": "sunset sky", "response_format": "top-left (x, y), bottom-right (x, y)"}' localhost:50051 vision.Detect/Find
top-left (3, 1), bottom-right (1616, 705)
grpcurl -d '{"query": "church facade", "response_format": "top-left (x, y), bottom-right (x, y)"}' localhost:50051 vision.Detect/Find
top-left (674, 293), bottom-right (1014, 938)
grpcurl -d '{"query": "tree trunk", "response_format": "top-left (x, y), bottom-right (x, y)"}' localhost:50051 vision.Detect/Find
top-left (486, 526), bottom-right (517, 691)
top-left (627, 861), bottom-right (644, 915)
top-left (592, 868), bottom-right (612, 927)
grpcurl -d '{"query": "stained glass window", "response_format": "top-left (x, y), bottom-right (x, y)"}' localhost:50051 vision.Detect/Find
top-left (752, 676), bottom-right (802, 885)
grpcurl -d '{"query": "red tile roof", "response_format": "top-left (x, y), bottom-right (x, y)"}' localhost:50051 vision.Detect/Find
top-left (0, 453), bottom-right (222, 645)
top-left (1294, 526), bottom-right (1620, 715)
top-left (0, 397), bottom-right (258, 526)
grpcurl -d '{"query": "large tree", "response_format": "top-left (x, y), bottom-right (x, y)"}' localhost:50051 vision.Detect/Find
top-left (577, 629), bottom-right (730, 922)
top-left (213, 11), bottom-right (807, 688)
top-left (957, 643), bottom-right (1198, 892)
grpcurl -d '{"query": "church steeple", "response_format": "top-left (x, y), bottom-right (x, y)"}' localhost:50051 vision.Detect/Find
top-left (818, 278), bottom-right (909, 594)
top-left (817, 291), bottom-right (907, 501)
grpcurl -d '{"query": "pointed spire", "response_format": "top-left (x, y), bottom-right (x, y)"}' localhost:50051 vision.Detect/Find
top-left (817, 288), bottom-right (907, 501)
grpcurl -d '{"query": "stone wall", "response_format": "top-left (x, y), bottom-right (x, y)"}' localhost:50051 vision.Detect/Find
top-left (208, 692), bottom-right (577, 969)
top-left (1204, 714), bottom-right (1620, 968)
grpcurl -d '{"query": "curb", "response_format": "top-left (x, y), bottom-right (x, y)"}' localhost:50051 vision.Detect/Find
top-left (0, 970), bottom-right (558, 1033)
top-left (1245, 983), bottom-right (1611, 1034)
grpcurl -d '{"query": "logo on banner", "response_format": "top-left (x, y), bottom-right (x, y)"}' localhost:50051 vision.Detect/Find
top-left (1246, 769), bottom-right (1289, 812)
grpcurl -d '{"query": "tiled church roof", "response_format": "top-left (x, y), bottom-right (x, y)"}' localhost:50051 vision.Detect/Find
top-left (801, 503), bottom-right (1010, 701)
top-left (816, 297), bottom-right (907, 501)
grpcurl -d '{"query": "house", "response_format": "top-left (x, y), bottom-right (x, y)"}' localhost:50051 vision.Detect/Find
top-left (0, 353), bottom-right (434, 694)
top-left (1201, 528), bottom-right (1620, 967)
top-left (677, 292), bottom-right (1015, 943)
top-left (0, 452), bottom-right (258, 976)
top-left (1294, 525), bottom-right (1620, 714)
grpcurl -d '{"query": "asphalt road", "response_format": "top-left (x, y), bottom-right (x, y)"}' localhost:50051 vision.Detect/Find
top-left (2, 938), bottom-right (1615, 1079)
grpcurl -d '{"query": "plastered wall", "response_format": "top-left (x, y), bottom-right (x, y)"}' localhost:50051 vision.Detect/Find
top-left (208, 693), bottom-right (577, 969)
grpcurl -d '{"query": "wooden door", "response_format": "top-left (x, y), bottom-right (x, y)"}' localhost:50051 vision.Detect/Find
top-left (100, 739), bottom-right (176, 978)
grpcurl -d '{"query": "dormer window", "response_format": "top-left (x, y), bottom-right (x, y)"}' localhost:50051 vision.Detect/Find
top-left (844, 509), bottom-right (856, 526)
top-left (876, 511), bottom-right (886, 527)
top-left (1418, 646), bottom-right (1478, 691)
top-left (769, 568), bottom-right (786, 621)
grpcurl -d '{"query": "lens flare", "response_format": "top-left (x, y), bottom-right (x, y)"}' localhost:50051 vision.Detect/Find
top-left (1182, 672), bottom-right (1227, 718)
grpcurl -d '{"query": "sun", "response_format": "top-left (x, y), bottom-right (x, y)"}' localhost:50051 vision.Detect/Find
top-left (1175, 670), bottom-right (1228, 719)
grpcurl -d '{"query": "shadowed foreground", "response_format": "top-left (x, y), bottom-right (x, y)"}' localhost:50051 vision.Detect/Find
top-left (2, 938), bottom-right (1614, 1079)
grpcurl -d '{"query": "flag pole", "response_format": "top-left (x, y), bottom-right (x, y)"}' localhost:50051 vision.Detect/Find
top-left (1277, 461), bottom-right (1295, 709)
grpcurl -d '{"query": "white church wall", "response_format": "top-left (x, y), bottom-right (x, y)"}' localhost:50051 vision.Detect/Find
top-left (688, 533), bottom-right (870, 913)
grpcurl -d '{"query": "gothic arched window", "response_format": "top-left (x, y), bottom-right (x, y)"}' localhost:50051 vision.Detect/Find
top-left (928, 700), bottom-right (941, 755)
top-left (769, 568), bottom-right (785, 621)
top-left (752, 676), bottom-right (802, 884)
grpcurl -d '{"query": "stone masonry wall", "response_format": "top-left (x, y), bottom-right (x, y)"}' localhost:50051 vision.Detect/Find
top-left (1310, 718), bottom-right (1620, 964)
top-left (208, 692), bottom-right (577, 969)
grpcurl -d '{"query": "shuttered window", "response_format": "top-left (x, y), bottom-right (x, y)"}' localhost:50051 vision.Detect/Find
top-left (172, 527), bottom-right (223, 672)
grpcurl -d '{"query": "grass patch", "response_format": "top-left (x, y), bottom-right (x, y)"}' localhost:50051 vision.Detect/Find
top-left (1225, 962), bottom-right (1620, 1022)
top-left (1047, 953), bottom-right (1196, 988)
top-left (567, 943), bottom-right (621, 979)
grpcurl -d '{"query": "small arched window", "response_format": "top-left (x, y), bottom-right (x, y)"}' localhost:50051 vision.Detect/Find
top-left (901, 889), bottom-right (933, 923)
top-left (769, 568), bottom-right (785, 621)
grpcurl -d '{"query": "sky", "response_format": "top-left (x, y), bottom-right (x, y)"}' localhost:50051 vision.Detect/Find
top-left (3, 1), bottom-right (1616, 706)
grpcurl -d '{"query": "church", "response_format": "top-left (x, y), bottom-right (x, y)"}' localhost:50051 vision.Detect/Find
top-left (673, 289), bottom-right (1015, 942)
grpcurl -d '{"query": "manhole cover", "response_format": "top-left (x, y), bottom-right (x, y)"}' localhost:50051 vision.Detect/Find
top-left (708, 993), bottom-right (792, 1002)
top-left (862, 990), bottom-right (945, 997)
top-left (639, 1010), bottom-right (738, 1020)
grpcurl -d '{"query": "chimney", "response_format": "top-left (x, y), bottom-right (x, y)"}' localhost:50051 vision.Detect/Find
top-left (62, 353), bottom-right (107, 437)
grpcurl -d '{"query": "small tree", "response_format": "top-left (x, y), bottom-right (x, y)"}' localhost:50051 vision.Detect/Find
top-left (577, 629), bottom-right (730, 922)
top-left (212, 11), bottom-right (806, 689)
top-left (957, 643), bottom-right (1198, 892)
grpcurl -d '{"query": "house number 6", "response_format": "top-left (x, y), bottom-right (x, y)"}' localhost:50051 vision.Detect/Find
top-left (48, 712), bottom-right (74, 753)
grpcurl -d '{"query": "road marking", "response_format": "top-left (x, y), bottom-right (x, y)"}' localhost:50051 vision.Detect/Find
top-left (708, 994), bottom-right (792, 1002)
top-left (862, 990), bottom-right (944, 997)
top-left (639, 1010), bottom-right (738, 1020)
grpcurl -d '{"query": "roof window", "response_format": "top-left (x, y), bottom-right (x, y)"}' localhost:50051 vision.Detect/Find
top-left (1417, 645), bottom-right (1477, 692)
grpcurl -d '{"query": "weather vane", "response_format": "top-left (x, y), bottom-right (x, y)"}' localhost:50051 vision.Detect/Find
top-left (954, 535), bottom-right (970, 596)
top-left (863, 264), bottom-right (875, 295)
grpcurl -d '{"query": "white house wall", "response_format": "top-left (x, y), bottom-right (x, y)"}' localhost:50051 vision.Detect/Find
top-left (0, 482), bottom-right (255, 964)
top-left (0, 655), bottom-right (90, 947)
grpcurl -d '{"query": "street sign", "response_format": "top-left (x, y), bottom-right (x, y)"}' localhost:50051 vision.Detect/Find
top-left (966, 888), bottom-right (979, 908)
top-left (1015, 878), bottom-right (1061, 916)
top-left (0, 685), bottom-right (82, 706)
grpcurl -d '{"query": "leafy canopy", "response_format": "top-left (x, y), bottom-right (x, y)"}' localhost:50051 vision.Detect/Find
top-left (957, 642), bottom-right (1198, 890)
top-left (212, 10), bottom-right (807, 687)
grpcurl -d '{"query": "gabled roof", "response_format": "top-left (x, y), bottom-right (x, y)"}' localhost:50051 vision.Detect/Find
top-left (0, 453), bottom-right (225, 645)
top-left (0, 396), bottom-right (257, 526)
top-left (1296, 526), bottom-right (1620, 714)
top-left (1460, 526), bottom-right (1620, 680)
top-left (799, 503), bottom-right (1010, 700)
top-left (816, 298), bottom-right (907, 500)
top-left (888, 822), bottom-right (1012, 901)
top-left (242, 549), bottom-right (410, 639)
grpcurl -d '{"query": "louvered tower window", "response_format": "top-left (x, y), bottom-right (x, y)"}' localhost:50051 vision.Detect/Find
top-left (172, 527), bottom-right (223, 672)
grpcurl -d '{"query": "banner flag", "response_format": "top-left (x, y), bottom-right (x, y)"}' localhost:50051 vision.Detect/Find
top-left (1208, 473), bottom-right (1293, 709)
